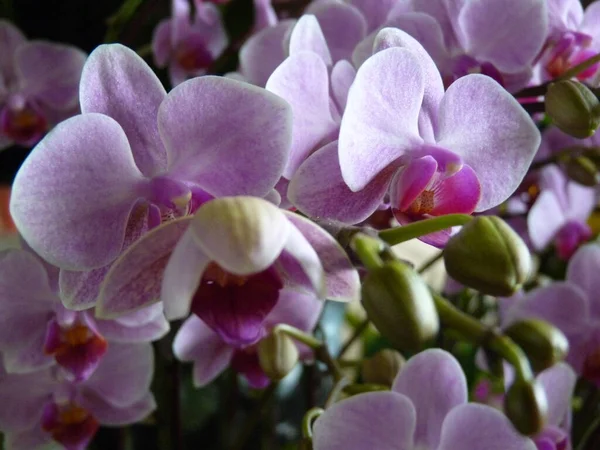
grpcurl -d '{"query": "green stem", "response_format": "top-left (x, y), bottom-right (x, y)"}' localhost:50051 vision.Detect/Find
top-left (302, 408), bottom-right (324, 439)
top-left (576, 414), bottom-right (600, 450)
top-left (274, 324), bottom-right (343, 381)
top-left (136, 43), bottom-right (152, 58)
top-left (337, 319), bottom-right (370, 359)
top-left (324, 376), bottom-right (351, 408)
top-left (378, 214), bottom-right (472, 246)
top-left (351, 233), bottom-right (385, 270)
top-left (558, 52), bottom-right (600, 81)
top-left (104, 0), bottom-right (145, 43)
top-left (432, 293), bottom-right (533, 381)
top-left (418, 252), bottom-right (443, 273)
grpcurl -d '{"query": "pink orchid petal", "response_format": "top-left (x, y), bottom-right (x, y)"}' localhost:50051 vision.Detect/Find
top-left (288, 141), bottom-right (392, 224)
top-left (80, 44), bottom-right (168, 177)
top-left (266, 51), bottom-right (338, 178)
top-left (159, 76), bottom-right (291, 197)
top-left (436, 74), bottom-right (540, 211)
top-left (339, 47), bottom-right (424, 191)
top-left (284, 211), bottom-right (360, 302)
top-left (289, 15), bottom-right (332, 64)
top-left (11, 113), bottom-right (146, 270)
top-left (96, 217), bottom-right (192, 319)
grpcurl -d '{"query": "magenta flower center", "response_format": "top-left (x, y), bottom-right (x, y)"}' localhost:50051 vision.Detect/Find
top-left (546, 32), bottom-right (598, 80)
top-left (191, 263), bottom-right (283, 346)
top-left (44, 320), bottom-right (108, 381)
top-left (0, 103), bottom-right (48, 146)
top-left (41, 401), bottom-right (99, 450)
top-left (583, 346), bottom-right (600, 387)
top-left (231, 346), bottom-right (270, 389)
top-left (175, 42), bottom-right (214, 72)
top-left (554, 220), bottom-right (592, 260)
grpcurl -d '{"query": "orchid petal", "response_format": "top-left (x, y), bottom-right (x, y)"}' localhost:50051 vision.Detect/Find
top-left (528, 190), bottom-right (566, 250)
top-left (190, 197), bottom-right (291, 275)
top-left (11, 113), bottom-right (145, 270)
top-left (537, 363), bottom-right (576, 427)
top-left (284, 211), bottom-right (359, 302)
top-left (392, 349), bottom-right (467, 449)
top-left (80, 44), bottom-right (168, 176)
top-left (289, 15), bottom-right (332, 65)
top-left (436, 74), bottom-right (540, 211)
top-left (437, 403), bottom-right (537, 450)
top-left (330, 60), bottom-right (356, 113)
top-left (313, 391), bottom-right (416, 450)
top-left (82, 391), bottom-right (156, 426)
top-left (288, 141), bottom-right (391, 224)
top-left (173, 315), bottom-right (233, 387)
top-left (567, 243), bottom-right (600, 318)
top-left (96, 217), bottom-right (192, 319)
top-left (266, 51), bottom-right (338, 178)
top-left (339, 47), bottom-right (424, 191)
top-left (159, 76), bottom-right (291, 197)
top-left (152, 19), bottom-right (173, 68)
top-left (162, 227), bottom-right (210, 320)
top-left (458, 0), bottom-right (547, 73)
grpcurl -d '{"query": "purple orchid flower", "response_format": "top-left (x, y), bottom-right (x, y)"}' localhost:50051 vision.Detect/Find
top-left (10, 43), bottom-right (292, 271)
top-left (0, 248), bottom-right (168, 381)
top-left (238, 3), bottom-right (366, 87)
top-left (174, 289), bottom-right (323, 389)
top-left (252, 0), bottom-right (278, 31)
top-left (0, 342), bottom-right (155, 450)
top-left (502, 243), bottom-right (600, 387)
top-left (266, 14), bottom-right (356, 179)
top-left (0, 20), bottom-right (86, 150)
top-left (538, 0), bottom-right (600, 83)
top-left (353, 0), bottom-right (547, 92)
top-left (94, 197), bottom-right (359, 347)
top-left (527, 165), bottom-right (595, 260)
top-left (312, 348), bottom-right (536, 450)
top-left (290, 27), bottom-right (540, 246)
top-left (152, 0), bottom-right (228, 87)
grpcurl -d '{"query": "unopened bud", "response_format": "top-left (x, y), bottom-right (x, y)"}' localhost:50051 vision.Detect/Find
top-left (504, 319), bottom-right (569, 372)
top-left (545, 80), bottom-right (600, 138)
top-left (361, 349), bottom-right (406, 386)
top-left (361, 261), bottom-right (439, 352)
top-left (504, 378), bottom-right (548, 435)
top-left (443, 216), bottom-right (532, 296)
top-left (257, 331), bottom-right (299, 381)
top-left (564, 154), bottom-right (600, 186)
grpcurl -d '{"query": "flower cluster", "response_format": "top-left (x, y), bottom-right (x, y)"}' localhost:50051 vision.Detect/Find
top-left (1, 0), bottom-right (600, 449)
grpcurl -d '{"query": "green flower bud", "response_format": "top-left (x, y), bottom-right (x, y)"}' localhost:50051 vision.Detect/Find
top-left (443, 216), bottom-right (532, 296)
top-left (504, 319), bottom-right (569, 372)
top-left (564, 154), bottom-right (600, 186)
top-left (257, 331), bottom-right (299, 381)
top-left (545, 80), bottom-right (600, 138)
top-left (504, 378), bottom-right (548, 435)
top-left (361, 261), bottom-right (439, 352)
top-left (361, 349), bottom-right (406, 386)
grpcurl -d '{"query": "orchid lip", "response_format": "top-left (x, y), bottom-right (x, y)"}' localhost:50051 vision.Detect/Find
top-left (41, 401), bottom-right (99, 450)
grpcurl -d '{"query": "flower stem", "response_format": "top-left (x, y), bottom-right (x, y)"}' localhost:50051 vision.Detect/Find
top-left (337, 319), bottom-right (370, 359)
top-left (558, 52), bottom-right (600, 81)
top-left (432, 292), bottom-right (534, 381)
top-left (576, 413), bottom-right (600, 450)
top-left (302, 407), bottom-right (324, 439)
top-left (378, 214), bottom-right (472, 246)
top-left (351, 233), bottom-right (385, 270)
top-left (104, 0), bottom-right (145, 43)
top-left (230, 383), bottom-right (279, 450)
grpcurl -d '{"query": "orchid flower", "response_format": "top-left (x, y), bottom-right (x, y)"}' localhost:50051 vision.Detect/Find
top-left (0, 342), bottom-right (155, 450)
top-left (290, 28), bottom-right (540, 246)
top-left (313, 349), bottom-right (536, 450)
top-left (94, 197), bottom-right (359, 346)
top-left (0, 20), bottom-right (86, 150)
top-left (0, 248), bottom-right (167, 381)
top-left (152, 0), bottom-right (228, 87)
top-left (174, 289), bottom-right (323, 389)
top-left (10, 43), bottom-right (292, 271)
top-left (539, 0), bottom-right (600, 83)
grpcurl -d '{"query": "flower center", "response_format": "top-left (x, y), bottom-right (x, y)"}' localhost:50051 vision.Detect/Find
top-left (175, 43), bottom-right (213, 72)
top-left (583, 346), bottom-right (600, 387)
top-left (191, 263), bottom-right (283, 346)
top-left (44, 319), bottom-right (108, 381)
top-left (41, 401), bottom-right (99, 450)
top-left (405, 190), bottom-right (435, 216)
top-left (0, 104), bottom-right (48, 146)
top-left (546, 32), bottom-right (598, 80)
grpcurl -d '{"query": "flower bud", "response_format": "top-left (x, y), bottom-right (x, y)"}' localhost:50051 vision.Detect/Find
top-left (443, 216), bottom-right (532, 296)
top-left (361, 261), bottom-right (439, 352)
top-left (361, 349), bottom-right (406, 386)
top-left (545, 80), bottom-right (600, 138)
top-left (504, 378), bottom-right (548, 435)
top-left (257, 331), bottom-right (299, 381)
top-left (564, 154), bottom-right (600, 186)
top-left (504, 319), bottom-right (569, 372)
